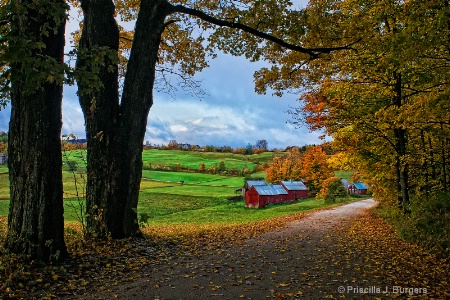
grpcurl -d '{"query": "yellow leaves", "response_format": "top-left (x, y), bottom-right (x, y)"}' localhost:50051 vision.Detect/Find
top-left (301, 146), bottom-right (333, 191)
top-left (265, 147), bottom-right (304, 183)
top-left (210, 283), bottom-right (221, 291)
top-left (327, 152), bottom-right (352, 171)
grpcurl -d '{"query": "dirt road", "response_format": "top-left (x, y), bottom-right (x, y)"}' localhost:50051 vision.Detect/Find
top-left (84, 199), bottom-right (392, 299)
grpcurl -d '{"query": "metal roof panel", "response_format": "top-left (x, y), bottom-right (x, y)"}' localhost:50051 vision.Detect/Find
top-left (254, 185), bottom-right (287, 195)
top-left (353, 182), bottom-right (368, 190)
top-left (247, 180), bottom-right (267, 187)
top-left (281, 180), bottom-right (308, 191)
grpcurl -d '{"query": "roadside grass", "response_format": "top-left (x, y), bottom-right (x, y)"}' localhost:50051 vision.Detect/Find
top-left (144, 198), bottom-right (340, 226)
top-left (137, 192), bottom-right (227, 219)
top-left (374, 192), bottom-right (450, 258)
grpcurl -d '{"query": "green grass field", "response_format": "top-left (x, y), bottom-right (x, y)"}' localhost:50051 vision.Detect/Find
top-left (144, 198), bottom-right (339, 226)
top-left (141, 149), bottom-right (277, 171)
top-left (0, 150), bottom-right (355, 227)
top-left (334, 170), bottom-right (353, 182)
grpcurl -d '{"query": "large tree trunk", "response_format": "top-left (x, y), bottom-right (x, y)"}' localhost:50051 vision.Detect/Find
top-left (5, 0), bottom-right (68, 261)
top-left (77, 0), bottom-right (168, 238)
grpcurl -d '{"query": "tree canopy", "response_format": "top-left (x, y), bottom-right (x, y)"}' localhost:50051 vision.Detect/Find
top-left (276, 0), bottom-right (450, 210)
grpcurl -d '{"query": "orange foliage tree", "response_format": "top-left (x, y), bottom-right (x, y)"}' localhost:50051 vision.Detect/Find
top-left (301, 146), bottom-right (333, 192)
top-left (266, 147), bottom-right (303, 183)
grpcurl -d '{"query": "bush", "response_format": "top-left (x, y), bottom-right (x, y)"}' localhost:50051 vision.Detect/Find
top-left (317, 177), bottom-right (347, 204)
top-left (377, 192), bottom-right (450, 258)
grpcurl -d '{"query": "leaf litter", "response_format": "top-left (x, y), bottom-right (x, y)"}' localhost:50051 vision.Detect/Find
top-left (1, 199), bottom-right (449, 299)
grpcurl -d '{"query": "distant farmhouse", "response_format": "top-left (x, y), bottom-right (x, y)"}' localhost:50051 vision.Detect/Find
top-left (244, 178), bottom-right (368, 208)
top-left (243, 180), bottom-right (308, 208)
top-left (348, 182), bottom-right (368, 195)
top-left (178, 143), bottom-right (200, 150)
top-left (341, 178), bottom-right (368, 195)
top-left (0, 153), bottom-right (7, 164)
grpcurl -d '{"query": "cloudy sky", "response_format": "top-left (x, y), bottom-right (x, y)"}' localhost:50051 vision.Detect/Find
top-left (0, 0), bottom-right (324, 150)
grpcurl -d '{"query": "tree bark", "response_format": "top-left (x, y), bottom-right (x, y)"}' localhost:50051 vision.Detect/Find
top-left (77, 0), bottom-right (168, 238)
top-left (393, 72), bottom-right (410, 213)
top-left (420, 130), bottom-right (429, 201)
top-left (5, 0), bottom-right (67, 261)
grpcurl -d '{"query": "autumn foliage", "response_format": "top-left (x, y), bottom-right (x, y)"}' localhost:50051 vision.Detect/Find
top-left (265, 147), bottom-right (303, 183)
top-left (317, 177), bottom-right (347, 203)
top-left (300, 146), bottom-right (333, 191)
top-left (266, 145), bottom-right (332, 192)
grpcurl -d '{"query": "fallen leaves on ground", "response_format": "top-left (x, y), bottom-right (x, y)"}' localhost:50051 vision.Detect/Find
top-left (0, 206), bottom-right (449, 299)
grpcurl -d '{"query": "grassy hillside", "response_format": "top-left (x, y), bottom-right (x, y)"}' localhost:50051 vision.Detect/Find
top-left (141, 170), bottom-right (244, 186)
top-left (334, 170), bottom-right (353, 182)
top-left (142, 149), bottom-right (278, 171)
top-left (0, 149), bottom-right (355, 227)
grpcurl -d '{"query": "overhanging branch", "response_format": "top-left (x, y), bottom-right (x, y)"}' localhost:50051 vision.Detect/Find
top-left (170, 4), bottom-right (359, 58)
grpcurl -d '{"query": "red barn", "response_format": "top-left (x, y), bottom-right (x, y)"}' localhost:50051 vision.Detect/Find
top-left (245, 184), bottom-right (288, 208)
top-left (243, 180), bottom-right (267, 198)
top-left (281, 180), bottom-right (308, 199)
top-left (348, 182), bottom-right (368, 195)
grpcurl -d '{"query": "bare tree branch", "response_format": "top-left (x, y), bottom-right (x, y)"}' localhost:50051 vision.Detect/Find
top-left (170, 4), bottom-right (360, 58)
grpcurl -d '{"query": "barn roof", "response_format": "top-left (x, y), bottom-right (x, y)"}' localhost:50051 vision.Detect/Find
top-left (254, 184), bottom-right (288, 196)
top-left (353, 182), bottom-right (368, 190)
top-left (341, 178), bottom-right (349, 189)
top-left (281, 180), bottom-right (308, 191)
top-left (272, 184), bottom-right (289, 195)
top-left (246, 180), bottom-right (267, 187)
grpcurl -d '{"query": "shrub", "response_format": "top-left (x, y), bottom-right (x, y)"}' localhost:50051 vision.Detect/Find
top-left (378, 192), bottom-right (450, 258)
top-left (317, 177), bottom-right (347, 204)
